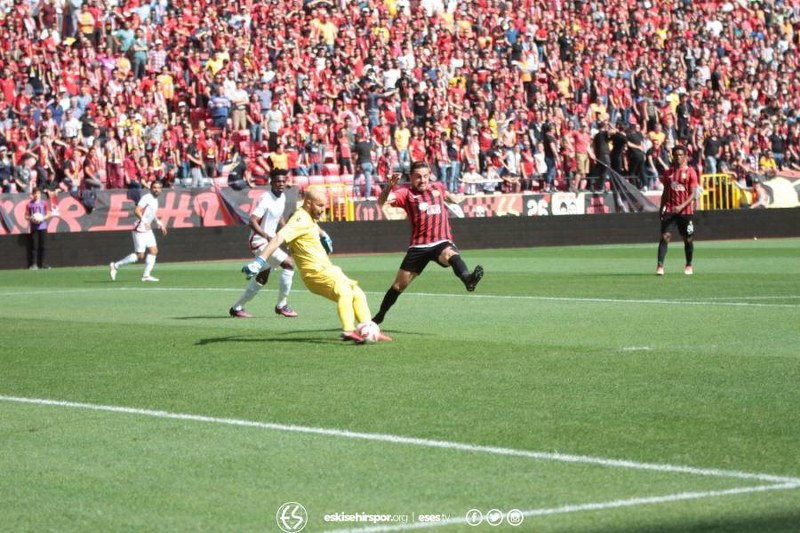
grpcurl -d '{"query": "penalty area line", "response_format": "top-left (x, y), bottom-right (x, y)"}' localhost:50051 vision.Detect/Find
top-left (324, 482), bottom-right (800, 533)
top-left (0, 394), bottom-right (797, 486)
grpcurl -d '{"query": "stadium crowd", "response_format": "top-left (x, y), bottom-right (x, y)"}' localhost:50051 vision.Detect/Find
top-left (1, 0), bottom-right (799, 201)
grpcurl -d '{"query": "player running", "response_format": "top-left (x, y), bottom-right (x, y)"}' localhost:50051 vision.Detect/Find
top-left (372, 160), bottom-right (483, 325)
top-left (229, 172), bottom-right (298, 318)
top-left (109, 180), bottom-right (167, 282)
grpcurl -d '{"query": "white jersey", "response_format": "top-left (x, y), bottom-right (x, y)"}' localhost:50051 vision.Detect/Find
top-left (249, 190), bottom-right (286, 251)
top-left (134, 193), bottom-right (159, 233)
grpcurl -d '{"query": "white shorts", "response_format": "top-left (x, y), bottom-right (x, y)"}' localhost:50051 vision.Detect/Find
top-left (254, 243), bottom-right (288, 268)
top-left (133, 230), bottom-right (157, 253)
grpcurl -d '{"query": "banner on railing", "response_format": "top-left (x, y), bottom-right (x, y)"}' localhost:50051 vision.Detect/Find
top-left (0, 187), bottom-right (300, 235)
top-left (17, 182), bottom-right (797, 234)
top-left (0, 188), bottom-right (626, 234)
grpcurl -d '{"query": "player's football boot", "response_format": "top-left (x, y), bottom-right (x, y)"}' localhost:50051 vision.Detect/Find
top-left (465, 265), bottom-right (484, 292)
top-left (684, 265), bottom-right (693, 276)
top-left (229, 307), bottom-right (252, 318)
top-left (656, 265), bottom-right (665, 276)
top-left (109, 262), bottom-right (117, 281)
top-left (141, 275), bottom-right (160, 282)
top-left (275, 305), bottom-right (298, 317)
top-left (340, 331), bottom-right (365, 344)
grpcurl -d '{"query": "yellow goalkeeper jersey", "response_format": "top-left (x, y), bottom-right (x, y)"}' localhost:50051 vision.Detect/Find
top-left (278, 207), bottom-right (332, 276)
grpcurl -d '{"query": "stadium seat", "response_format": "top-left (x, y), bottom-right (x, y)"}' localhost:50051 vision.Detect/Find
top-left (292, 175), bottom-right (309, 191)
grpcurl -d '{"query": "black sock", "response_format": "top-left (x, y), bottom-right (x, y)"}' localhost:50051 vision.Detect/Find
top-left (448, 254), bottom-right (470, 283)
top-left (374, 287), bottom-right (401, 324)
top-left (684, 240), bottom-right (694, 265)
top-left (657, 239), bottom-right (668, 265)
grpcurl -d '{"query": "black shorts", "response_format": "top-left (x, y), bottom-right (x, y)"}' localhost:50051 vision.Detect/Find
top-left (660, 213), bottom-right (695, 238)
top-left (400, 241), bottom-right (458, 274)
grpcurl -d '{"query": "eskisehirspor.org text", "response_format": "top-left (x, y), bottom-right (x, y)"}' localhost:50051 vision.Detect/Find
top-left (323, 512), bottom-right (450, 524)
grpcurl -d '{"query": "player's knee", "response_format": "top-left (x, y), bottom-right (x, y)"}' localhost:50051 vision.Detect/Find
top-left (336, 287), bottom-right (354, 301)
top-left (439, 247), bottom-right (457, 264)
top-left (148, 247), bottom-right (158, 256)
top-left (391, 281), bottom-right (407, 293)
top-left (136, 252), bottom-right (146, 260)
top-left (281, 259), bottom-right (294, 270)
top-left (256, 270), bottom-right (270, 284)
top-left (662, 233), bottom-right (672, 242)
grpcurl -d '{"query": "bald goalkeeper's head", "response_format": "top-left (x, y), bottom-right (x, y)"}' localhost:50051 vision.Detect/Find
top-left (304, 188), bottom-right (327, 220)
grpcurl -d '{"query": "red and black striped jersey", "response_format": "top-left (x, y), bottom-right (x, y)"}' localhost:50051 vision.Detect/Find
top-left (391, 181), bottom-right (453, 247)
top-left (660, 166), bottom-right (699, 215)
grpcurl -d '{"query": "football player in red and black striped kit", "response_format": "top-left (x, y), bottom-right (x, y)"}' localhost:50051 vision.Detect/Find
top-left (373, 161), bottom-right (483, 325)
top-left (657, 145), bottom-right (699, 276)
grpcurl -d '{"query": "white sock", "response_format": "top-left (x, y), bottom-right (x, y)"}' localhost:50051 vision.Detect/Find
top-left (143, 254), bottom-right (156, 277)
top-left (115, 253), bottom-right (138, 268)
top-left (276, 268), bottom-right (293, 308)
top-left (233, 277), bottom-right (263, 310)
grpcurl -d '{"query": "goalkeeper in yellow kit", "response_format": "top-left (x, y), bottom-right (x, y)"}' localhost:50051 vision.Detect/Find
top-left (242, 188), bottom-right (389, 343)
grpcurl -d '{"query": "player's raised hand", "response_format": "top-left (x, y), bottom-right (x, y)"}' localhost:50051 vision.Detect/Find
top-left (388, 173), bottom-right (401, 187)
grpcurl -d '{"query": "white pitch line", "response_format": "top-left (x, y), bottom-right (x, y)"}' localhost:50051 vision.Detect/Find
top-left (324, 483), bottom-right (800, 533)
top-left (1, 395), bottom-right (798, 486)
top-left (703, 295), bottom-right (800, 300)
top-left (0, 288), bottom-right (798, 308)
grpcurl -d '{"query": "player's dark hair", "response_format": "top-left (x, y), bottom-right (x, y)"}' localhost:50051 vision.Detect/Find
top-left (410, 161), bottom-right (430, 174)
top-left (270, 168), bottom-right (289, 178)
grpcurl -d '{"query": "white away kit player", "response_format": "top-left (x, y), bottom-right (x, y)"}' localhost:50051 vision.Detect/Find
top-left (229, 172), bottom-right (298, 318)
top-left (109, 181), bottom-right (167, 282)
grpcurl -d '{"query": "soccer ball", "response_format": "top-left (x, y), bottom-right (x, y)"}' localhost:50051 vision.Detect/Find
top-left (30, 213), bottom-right (45, 224)
top-left (357, 321), bottom-right (381, 343)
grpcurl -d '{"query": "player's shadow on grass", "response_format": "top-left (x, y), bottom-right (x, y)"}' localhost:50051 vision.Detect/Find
top-left (84, 279), bottom-right (137, 284)
top-left (172, 316), bottom-right (235, 320)
top-left (196, 330), bottom-right (344, 346)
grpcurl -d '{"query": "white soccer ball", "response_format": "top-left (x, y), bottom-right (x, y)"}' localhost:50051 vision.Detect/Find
top-left (357, 321), bottom-right (381, 343)
top-left (30, 213), bottom-right (45, 224)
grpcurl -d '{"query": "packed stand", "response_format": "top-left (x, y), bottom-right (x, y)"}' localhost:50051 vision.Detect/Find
top-left (0, 0), bottom-right (799, 201)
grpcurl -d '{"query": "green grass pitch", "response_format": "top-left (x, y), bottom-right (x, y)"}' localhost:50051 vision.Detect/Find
top-left (1, 239), bottom-right (799, 532)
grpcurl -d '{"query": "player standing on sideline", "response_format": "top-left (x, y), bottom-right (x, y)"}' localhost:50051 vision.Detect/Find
top-left (657, 145), bottom-right (698, 276)
top-left (229, 172), bottom-right (298, 318)
top-left (109, 180), bottom-right (167, 282)
top-left (372, 161), bottom-right (483, 325)
top-left (25, 188), bottom-right (57, 270)
top-left (241, 188), bottom-right (389, 343)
